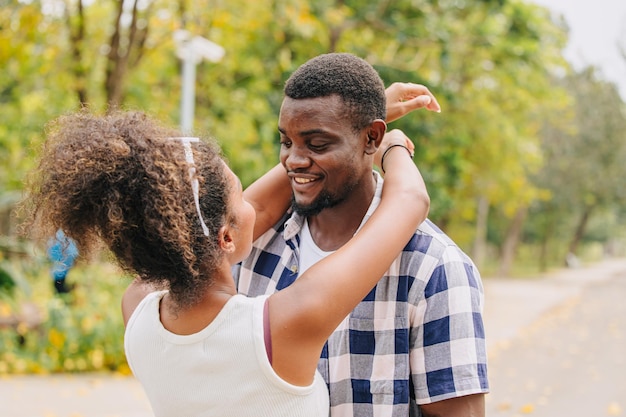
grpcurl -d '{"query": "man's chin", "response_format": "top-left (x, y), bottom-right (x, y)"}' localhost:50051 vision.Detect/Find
top-left (292, 202), bottom-right (324, 218)
top-left (291, 190), bottom-right (343, 218)
top-left (291, 197), bottom-right (328, 218)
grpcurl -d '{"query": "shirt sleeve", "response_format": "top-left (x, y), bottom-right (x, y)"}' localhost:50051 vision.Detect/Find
top-left (408, 244), bottom-right (490, 404)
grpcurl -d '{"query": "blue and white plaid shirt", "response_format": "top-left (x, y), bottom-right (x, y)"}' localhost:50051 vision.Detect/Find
top-left (234, 172), bottom-right (489, 417)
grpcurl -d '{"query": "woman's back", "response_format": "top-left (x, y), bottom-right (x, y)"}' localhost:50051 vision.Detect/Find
top-left (125, 292), bottom-right (329, 417)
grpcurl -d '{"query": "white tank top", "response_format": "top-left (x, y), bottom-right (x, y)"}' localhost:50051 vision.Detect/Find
top-left (124, 291), bottom-right (329, 417)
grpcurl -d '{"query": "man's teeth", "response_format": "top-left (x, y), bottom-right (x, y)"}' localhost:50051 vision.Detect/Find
top-left (294, 177), bottom-right (314, 184)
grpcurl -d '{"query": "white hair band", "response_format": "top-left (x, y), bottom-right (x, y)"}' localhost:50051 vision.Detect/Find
top-left (170, 137), bottom-right (210, 237)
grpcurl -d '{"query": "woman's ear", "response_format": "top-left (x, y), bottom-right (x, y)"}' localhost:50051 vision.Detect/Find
top-left (218, 225), bottom-right (235, 254)
top-left (364, 119), bottom-right (387, 155)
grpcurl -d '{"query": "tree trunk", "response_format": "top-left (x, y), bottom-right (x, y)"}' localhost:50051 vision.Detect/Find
top-left (538, 219), bottom-right (553, 272)
top-left (498, 206), bottom-right (527, 276)
top-left (66, 0), bottom-right (88, 106)
top-left (105, 0), bottom-right (148, 108)
top-left (567, 204), bottom-right (594, 259)
top-left (472, 195), bottom-right (489, 269)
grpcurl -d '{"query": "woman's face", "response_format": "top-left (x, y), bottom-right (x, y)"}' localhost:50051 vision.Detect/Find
top-left (223, 165), bottom-right (256, 264)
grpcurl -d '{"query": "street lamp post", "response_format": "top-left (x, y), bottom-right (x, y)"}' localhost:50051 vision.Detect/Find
top-left (173, 30), bottom-right (225, 134)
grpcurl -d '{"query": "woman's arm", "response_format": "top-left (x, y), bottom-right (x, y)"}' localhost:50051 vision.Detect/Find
top-left (269, 129), bottom-right (430, 385)
top-left (374, 128), bottom-right (415, 172)
top-left (243, 163), bottom-right (292, 241)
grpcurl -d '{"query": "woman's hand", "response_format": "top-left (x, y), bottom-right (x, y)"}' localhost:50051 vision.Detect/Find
top-left (385, 82), bottom-right (441, 123)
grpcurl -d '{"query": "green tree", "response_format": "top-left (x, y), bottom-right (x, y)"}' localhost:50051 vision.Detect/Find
top-left (530, 67), bottom-right (626, 266)
top-left (1, 3), bottom-right (76, 192)
top-left (3, 0), bottom-right (624, 274)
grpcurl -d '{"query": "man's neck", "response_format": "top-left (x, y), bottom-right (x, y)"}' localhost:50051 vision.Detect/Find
top-left (306, 172), bottom-right (377, 251)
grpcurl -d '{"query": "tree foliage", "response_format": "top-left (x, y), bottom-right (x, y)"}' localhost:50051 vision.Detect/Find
top-left (1, 0), bottom-right (625, 275)
top-left (529, 68), bottom-right (626, 266)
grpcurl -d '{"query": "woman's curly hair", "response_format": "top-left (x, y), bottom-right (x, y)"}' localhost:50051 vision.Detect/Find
top-left (22, 110), bottom-right (231, 309)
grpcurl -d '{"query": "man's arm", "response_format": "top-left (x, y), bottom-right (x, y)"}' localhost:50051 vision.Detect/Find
top-left (420, 393), bottom-right (485, 417)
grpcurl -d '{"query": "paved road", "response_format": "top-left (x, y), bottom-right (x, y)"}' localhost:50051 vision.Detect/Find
top-left (1, 258), bottom-right (625, 417)
top-left (484, 258), bottom-right (626, 417)
top-left (0, 373), bottom-right (152, 417)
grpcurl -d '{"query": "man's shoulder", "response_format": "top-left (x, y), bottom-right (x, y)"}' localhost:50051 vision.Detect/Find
top-left (407, 219), bottom-right (468, 258)
top-left (399, 219), bottom-right (480, 285)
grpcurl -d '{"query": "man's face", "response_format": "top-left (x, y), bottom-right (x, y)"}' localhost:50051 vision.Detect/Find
top-left (278, 95), bottom-right (370, 217)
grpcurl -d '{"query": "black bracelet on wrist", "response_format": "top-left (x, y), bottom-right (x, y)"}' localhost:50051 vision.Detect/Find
top-left (381, 144), bottom-right (413, 173)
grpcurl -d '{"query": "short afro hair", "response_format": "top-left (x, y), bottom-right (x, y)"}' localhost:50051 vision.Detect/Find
top-left (284, 53), bottom-right (386, 131)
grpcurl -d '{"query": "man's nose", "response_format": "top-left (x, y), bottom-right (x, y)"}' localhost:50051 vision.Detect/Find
top-left (283, 146), bottom-right (311, 170)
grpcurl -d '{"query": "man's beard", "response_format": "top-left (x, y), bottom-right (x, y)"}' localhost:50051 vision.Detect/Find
top-left (291, 181), bottom-right (357, 218)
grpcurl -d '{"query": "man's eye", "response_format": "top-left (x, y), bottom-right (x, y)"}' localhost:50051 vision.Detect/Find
top-left (280, 141), bottom-right (292, 148)
top-left (309, 143), bottom-right (328, 151)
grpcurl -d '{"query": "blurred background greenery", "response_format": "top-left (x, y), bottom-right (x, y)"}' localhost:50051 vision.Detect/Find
top-left (1, 0), bottom-right (625, 374)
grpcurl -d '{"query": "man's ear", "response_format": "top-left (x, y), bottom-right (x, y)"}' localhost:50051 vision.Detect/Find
top-left (364, 119), bottom-right (387, 155)
top-left (218, 225), bottom-right (235, 254)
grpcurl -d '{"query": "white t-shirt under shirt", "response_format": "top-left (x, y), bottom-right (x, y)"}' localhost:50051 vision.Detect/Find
top-left (124, 291), bottom-right (329, 417)
top-left (298, 219), bottom-right (334, 275)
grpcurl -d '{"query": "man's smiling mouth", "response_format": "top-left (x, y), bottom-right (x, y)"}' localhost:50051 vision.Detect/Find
top-left (294, 177), bottom-right (315, 184)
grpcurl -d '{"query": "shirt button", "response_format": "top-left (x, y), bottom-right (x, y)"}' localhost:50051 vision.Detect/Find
top-left (290, 265), bottom-right (298, 274)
